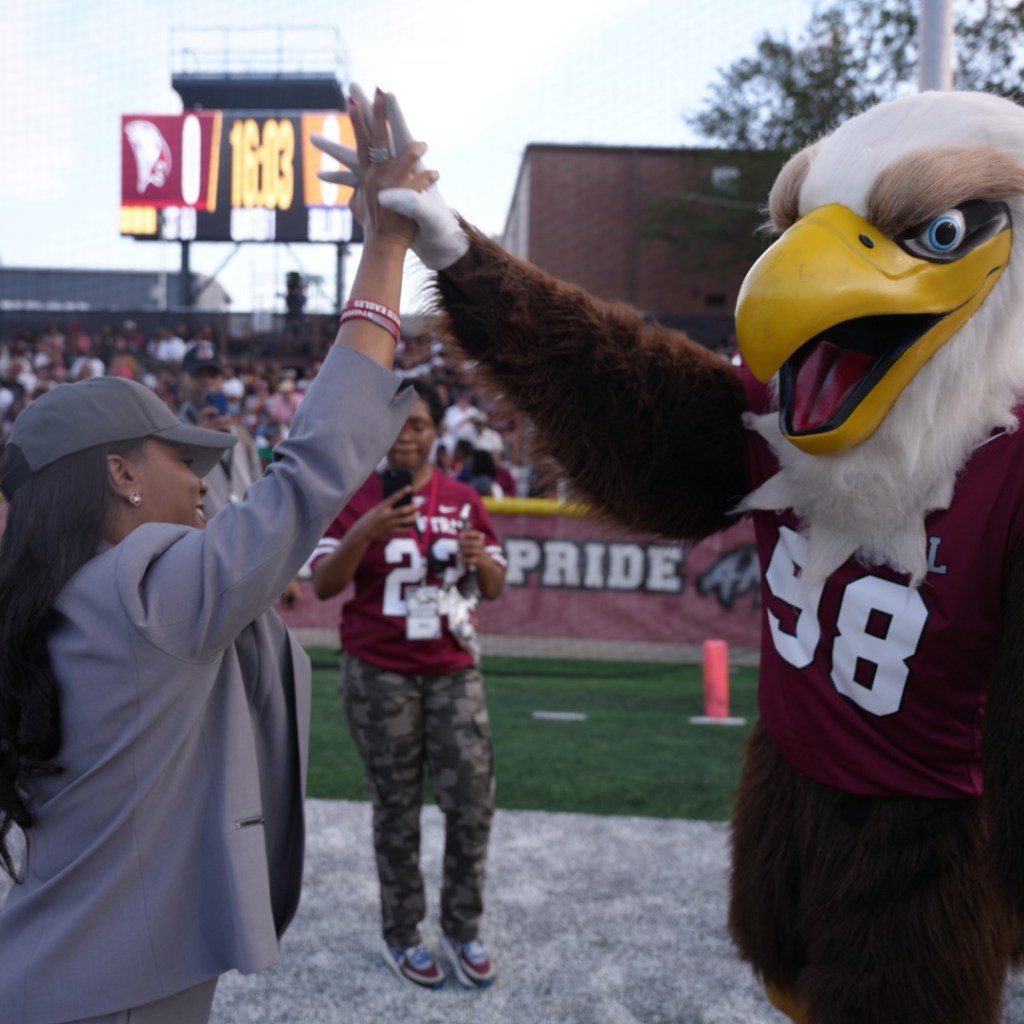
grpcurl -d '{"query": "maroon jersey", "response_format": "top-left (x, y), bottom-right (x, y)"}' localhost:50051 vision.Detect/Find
top-left (311, 470), bottom-right (506, 674)
top-left (742, 371), bottom-right (1024, 798)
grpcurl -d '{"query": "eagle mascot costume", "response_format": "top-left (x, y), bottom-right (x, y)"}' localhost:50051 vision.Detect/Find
top-left (316, 88), bottom-right (1024, 1023)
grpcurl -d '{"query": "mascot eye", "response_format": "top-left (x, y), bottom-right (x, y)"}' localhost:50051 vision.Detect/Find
top-left (901, 208), bottom-right (966, 258)
top-left (923, 211), bottom-right (965, 252)
top-left (897, 200), bottom-right (1011, 264)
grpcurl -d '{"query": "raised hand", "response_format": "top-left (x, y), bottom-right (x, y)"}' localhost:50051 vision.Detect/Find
top-left (310, 83), bottom-right (375, 189)
top-left (312, 86), bottom-right (469, 270)
top-left (311, 85), bottom-right (437, 251)
top-left (379, 91), bottom-right (470, 270)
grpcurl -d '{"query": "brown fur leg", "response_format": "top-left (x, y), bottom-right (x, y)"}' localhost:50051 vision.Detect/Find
top-left (729, 721), bottom-right (807, 989)
top-left (764, 981), bottom-right (810, 1024)
top-left (730, 725), bottom-right (1014, 1024)
top-left (797, 794), bottom-right (1012, 1024)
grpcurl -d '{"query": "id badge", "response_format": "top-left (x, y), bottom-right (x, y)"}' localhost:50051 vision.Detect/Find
top-left (406, 585), bottom-right (442, 640)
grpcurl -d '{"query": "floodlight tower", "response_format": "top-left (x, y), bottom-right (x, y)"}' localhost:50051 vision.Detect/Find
top-left (168, 25), bottom-right (350, 310)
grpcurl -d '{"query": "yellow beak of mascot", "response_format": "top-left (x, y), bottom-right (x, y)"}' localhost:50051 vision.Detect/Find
top-left (738, 200), bottom-right (1011, 455)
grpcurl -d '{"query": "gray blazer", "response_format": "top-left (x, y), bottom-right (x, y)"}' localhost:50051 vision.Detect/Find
top-left (0, 346), bottom-right (413, 1023)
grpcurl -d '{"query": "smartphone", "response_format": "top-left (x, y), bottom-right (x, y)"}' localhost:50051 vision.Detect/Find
top-left (203, 391), bottom-right (229, 416)
top-left (381, 467), bottom-right (413, 505)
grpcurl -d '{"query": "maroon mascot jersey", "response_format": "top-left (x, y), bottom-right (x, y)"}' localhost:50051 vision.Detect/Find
top-left (310, 469), bottom-right (505, 675)
top-left (743, 374), bottom-right (1024, 799)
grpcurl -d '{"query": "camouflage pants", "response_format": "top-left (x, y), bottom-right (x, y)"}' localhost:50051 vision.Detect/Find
top-left (340, 652), bottom-right (496, 949)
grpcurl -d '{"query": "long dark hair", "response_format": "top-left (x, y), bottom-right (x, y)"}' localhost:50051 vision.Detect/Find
top-left (0, 439), bottom-right (140, 880)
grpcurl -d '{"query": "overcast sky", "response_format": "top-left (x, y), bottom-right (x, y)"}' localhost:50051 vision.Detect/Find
top-left (2, 0), bottom-right (816, 315)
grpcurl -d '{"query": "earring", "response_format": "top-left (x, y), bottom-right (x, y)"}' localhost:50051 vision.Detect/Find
top-left (129, 493), bottom-right (142, 507)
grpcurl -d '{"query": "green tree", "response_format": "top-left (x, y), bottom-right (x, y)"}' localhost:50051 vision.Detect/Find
top-left (644, 0), bottom-right (1023, 281)
top-left (688, 0), bottom-right (1024, 153)
top-left (955, 0), bottom-right (1024, 98)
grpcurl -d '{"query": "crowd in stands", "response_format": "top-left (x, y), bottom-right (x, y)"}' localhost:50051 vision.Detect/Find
top-left (0, 319), bottom-right (551, 500)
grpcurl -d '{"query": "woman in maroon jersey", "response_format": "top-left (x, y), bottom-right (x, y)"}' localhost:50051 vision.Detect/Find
top-left (310, 380), bottom-right (506, 992)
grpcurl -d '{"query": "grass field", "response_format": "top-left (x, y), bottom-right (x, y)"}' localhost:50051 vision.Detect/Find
top-left (306, 649), bottom-right (759, 821)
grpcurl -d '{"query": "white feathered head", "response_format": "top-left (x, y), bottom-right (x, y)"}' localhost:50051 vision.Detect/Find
top-left (734, 91), bottom-right (1024, 584)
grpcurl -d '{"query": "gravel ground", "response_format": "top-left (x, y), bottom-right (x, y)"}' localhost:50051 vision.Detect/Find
top-left (208, 799), bottom-right (1024, 1024)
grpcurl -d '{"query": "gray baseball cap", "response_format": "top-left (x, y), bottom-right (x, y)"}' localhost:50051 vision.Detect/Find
top-left (2, 375), bottom-right (237, 497)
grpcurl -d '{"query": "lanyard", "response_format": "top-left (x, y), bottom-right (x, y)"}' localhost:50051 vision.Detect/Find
top-left (413, 471), bottom-right (440, 574)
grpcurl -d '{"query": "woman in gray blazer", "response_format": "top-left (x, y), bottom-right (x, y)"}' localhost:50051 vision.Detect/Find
top-left (0, 87), bottom-right (434, 1024)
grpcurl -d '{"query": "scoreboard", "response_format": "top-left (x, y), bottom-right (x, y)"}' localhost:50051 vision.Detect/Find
top-left (120, 110), bottom-right (361, 244)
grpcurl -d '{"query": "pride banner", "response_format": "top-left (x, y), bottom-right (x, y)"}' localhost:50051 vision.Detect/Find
top-left (281, 501), bottom-right (761, 660)
top-left (477, 508), bottom-right (759, 652)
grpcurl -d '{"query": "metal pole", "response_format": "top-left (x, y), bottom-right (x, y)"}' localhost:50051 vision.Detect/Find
top-left (918, 0), bottom-right (954, 91)
top-left (179, 240), bottom-right (193, 308)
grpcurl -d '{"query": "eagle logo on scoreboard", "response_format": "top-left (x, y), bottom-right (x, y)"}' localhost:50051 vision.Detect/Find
top-left (123, 120), bottom-right (172, 195)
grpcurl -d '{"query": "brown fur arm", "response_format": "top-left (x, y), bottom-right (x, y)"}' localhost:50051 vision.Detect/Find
top-left (429, 223), bottom-right (750, 540)
top-left (984, 542), bottom-right (1024, 948)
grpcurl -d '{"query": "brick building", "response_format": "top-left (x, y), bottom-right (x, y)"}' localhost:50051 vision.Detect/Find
top-left (501, 144), bottom-right (781, 349)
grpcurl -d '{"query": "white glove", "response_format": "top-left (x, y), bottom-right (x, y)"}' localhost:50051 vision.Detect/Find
top-left (379, 92), bottom-right (469, 271)
top-left (378, 184), bottom-right (468, 271)
top-left (311, 86), bottom-right (469, 271)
